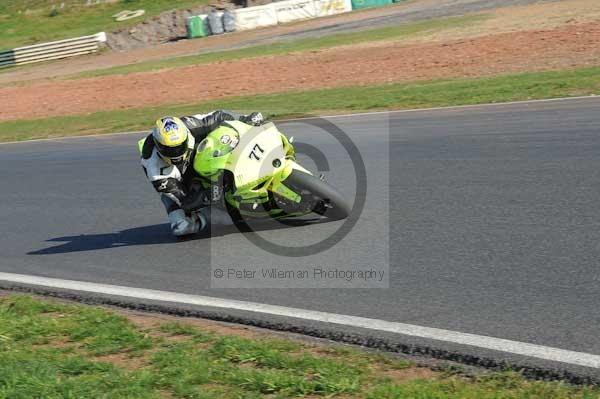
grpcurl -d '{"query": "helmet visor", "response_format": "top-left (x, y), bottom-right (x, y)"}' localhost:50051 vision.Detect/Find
top-left (155, 137), bottom-right (189, 161)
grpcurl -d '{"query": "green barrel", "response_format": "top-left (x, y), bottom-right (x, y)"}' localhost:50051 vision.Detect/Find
top-left (187, 15), bottom-right (209, 39)
top-left (351, 0), bottom-right (392, 9)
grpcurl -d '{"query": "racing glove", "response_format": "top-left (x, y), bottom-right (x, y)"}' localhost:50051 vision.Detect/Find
top-left (240, 112), bottom-right (265, 126)
top-left (180, 184), bottom-right (223, 213)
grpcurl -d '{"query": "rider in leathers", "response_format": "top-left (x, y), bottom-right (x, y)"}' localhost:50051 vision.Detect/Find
top-left (140, 110), bottom-right (264, 236)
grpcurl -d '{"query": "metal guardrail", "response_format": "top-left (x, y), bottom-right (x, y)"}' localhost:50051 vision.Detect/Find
top-left (0, 32), bottom-right (107, 69)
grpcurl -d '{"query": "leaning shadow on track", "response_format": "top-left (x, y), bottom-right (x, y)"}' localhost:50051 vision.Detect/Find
top-left (27, 218), bottom-right (324, 255)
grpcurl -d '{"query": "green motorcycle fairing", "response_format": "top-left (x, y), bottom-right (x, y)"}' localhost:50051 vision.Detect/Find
top-left (192, 121), bottom-right (311, 218)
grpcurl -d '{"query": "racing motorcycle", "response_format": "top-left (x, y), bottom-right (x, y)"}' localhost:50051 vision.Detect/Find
top-left (185, 120), bottom-right (350, 222)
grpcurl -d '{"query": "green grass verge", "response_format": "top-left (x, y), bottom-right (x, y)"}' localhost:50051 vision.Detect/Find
top-left (72, 14), bottom-right (486, 79)
top-left (0, 0), bottom-right (207, 51)
top-left (2, 66), bottom-right (600, 143)
top-left (0, 294), bottom-right (598, 398)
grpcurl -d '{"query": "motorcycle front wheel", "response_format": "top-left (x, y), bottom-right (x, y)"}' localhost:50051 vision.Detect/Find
top-left (281, 169), bottom-right (351, 220)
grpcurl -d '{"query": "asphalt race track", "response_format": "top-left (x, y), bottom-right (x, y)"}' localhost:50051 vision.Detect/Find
top-left (2, 97), bottom-right (600, 380)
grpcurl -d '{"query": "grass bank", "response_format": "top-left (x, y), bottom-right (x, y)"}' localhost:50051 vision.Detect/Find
top-left (0, 294), bottom-right (598, 398)
top-left (72, 14), bottom-right (486, 79)
top-left (2, 66), bottom-right (600, 142)
top-left (0, 0), bottom-right (206, 51)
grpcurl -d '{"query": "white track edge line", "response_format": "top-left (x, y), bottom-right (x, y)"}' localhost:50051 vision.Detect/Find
top-left (0, 272), bottom-right (598, 368)
top-left (1, 95), bottom-right (598, 145)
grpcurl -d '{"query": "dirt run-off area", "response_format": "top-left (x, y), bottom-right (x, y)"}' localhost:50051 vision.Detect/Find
top-left (2, 17), bottom-right (599, 122)
top-left (1, 0), bottom-right (574, 86)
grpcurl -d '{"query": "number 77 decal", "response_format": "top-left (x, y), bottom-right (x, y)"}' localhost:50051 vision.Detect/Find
top-left (249, 143), bottom-right (265, 161)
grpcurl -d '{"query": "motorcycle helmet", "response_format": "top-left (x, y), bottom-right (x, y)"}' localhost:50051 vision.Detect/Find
top-left (152, 116), bottom-right (191, 167)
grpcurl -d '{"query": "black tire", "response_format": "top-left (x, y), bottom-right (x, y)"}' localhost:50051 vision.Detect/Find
top-left (282, 170), bottom-right (351, 220)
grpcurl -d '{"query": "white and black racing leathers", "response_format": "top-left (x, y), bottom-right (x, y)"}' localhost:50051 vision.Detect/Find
top-left (140, 110), bottom-right (263, 236)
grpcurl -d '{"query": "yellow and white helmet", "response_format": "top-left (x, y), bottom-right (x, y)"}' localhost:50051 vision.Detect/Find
top-left (152, 117), bottom-right (191, 166)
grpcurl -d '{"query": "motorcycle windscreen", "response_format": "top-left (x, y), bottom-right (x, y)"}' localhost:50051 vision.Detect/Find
top-left (228, 122), bottom-right (286, 189)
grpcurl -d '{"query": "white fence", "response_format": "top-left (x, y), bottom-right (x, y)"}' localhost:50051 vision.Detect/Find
top-left (234, 0), bottom-right (352, 31)
top-left (272, 0), bottom-right (316, 24)
top-left (234, 4), bottom-right (279, 31)
top-left (0, 32), bottom-right (107, 69)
